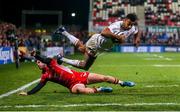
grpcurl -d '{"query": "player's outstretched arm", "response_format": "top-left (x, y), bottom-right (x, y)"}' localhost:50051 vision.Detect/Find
top-left (133, 30), bottom-right (141, 47)
top-left (19, 82), bottom-right (46, 96)
top-left (27, 82), bottom-right (46, 95)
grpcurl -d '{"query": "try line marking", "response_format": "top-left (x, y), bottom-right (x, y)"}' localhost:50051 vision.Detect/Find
top-left (0, 78), bottom-right (40, 99)
top-left (0, 103), bottom-right (180, 108)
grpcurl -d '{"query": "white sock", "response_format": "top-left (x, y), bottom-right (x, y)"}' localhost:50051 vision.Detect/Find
top-left (118, 80), bottom-right (123, 85)
top-left (96, 87), bottom-right (102, 92)
top-left (61, 57), bottom-right (80, 67)
top-left (62, 31), bottom-right (79, 45)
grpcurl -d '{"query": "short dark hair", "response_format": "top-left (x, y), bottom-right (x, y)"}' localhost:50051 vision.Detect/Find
top-left (126, 13), bottom-right (138, 22)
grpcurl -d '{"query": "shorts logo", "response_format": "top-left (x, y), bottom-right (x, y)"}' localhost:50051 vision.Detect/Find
top-left (82, 72), bottom-right (87, 77)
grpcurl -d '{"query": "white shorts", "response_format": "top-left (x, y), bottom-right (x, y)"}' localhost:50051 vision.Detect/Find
top-left (85, 34), bottom-right (100, 53)
top-left (85, 34), bottom-right (114, 54)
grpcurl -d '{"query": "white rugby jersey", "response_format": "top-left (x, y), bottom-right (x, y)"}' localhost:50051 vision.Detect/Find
top-left (108, 21), bottom-right (138, 38)
top-left (95, 21), bottom-right (138, 51)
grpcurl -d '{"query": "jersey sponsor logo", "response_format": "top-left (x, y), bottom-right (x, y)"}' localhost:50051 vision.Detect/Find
top-left (82, 72), bottom-right (87, 77)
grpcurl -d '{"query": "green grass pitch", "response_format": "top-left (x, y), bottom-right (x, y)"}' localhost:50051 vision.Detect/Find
top-left (0, 52), bottom-right (180, 111)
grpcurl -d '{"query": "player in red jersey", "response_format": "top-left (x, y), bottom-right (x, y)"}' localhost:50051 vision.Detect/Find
top-left (19, 53), bottom-right (135, 95)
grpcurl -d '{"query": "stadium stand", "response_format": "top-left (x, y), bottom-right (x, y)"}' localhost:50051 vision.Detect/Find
top-left (144, 0), bottom-right (180, 26)
top-left (93, 0), bottom-right (138, 26)
top-left (92, 0), bottom-right (179, 27)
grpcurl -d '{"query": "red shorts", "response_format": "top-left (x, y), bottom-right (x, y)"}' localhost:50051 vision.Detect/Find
top-left (69, 71), bottom-right (89, 91)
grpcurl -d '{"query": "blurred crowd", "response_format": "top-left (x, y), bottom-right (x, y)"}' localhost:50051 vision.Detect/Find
top-left (0, 22), bottom-right (88, 51)
top-left (141, 30), bottom-right (180, 46)
top-left (0, 22), bottom-right (16, 47)
top-left (0, 22), bottom-right (41, 50)
top-left (125, 30), bottom-right (180, 46)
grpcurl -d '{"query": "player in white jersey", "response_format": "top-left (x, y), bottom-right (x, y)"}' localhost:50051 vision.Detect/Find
top-left (54, 13), bottom-right (140, 70)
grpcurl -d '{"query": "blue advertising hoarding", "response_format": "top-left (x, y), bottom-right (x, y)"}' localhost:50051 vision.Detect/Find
top-left (113, 45), bottom-right (180, 53)
top-left (0, 47), bottom-right (14, 64)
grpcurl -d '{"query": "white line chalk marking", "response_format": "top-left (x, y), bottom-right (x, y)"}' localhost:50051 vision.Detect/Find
top-left (0, 78), bottom-right (40, 99)
top-left (0, 103), bottom-right (180, 108)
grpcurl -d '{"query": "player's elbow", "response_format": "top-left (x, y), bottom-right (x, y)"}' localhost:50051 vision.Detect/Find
top-left (101, 28), bottom-right (110, 37)
top-left (100, 31), bottom-right (106, 37)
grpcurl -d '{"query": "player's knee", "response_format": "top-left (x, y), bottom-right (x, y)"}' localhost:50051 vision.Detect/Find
top-left (71, 89), bottom-right (81, 94)
top-left (78, 46), bottom-right (86, 53)
top-left (72, 88), bottom-right (95, 94)
top-left (77, 41), bottom-right (86, 53)
top-left (81, 89), bottom-right (95, 94)
top-left (86, 90), bottom-right (95, 94)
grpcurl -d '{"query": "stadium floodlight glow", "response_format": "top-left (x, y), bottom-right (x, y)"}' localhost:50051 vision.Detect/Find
top-left (71, 13), bottom-right (76, 17)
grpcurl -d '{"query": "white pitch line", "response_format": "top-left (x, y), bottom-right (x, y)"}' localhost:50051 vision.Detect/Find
top-left (138, 54), bottom-right (172, 61)
top-left (135, 53), bottom-right (173, 61)
top-left (0, 78), bottom-right (40, 99)
top-left (165, 58), bottom-right (172, 61)
top-left (153, 54), bottom-right (172, 61)
top-left (154, 64), bottom-right (180, 67)
top-left (144, 58), bottom-right (162, 60)
top-left (61, 103), bottom-right (180, 107)
top-left (96, 64), bottom-right (180, 67)
top-left (0, 103), bottom-right (180, 108)
top-left (145, 85), bottom-right (179, 88)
